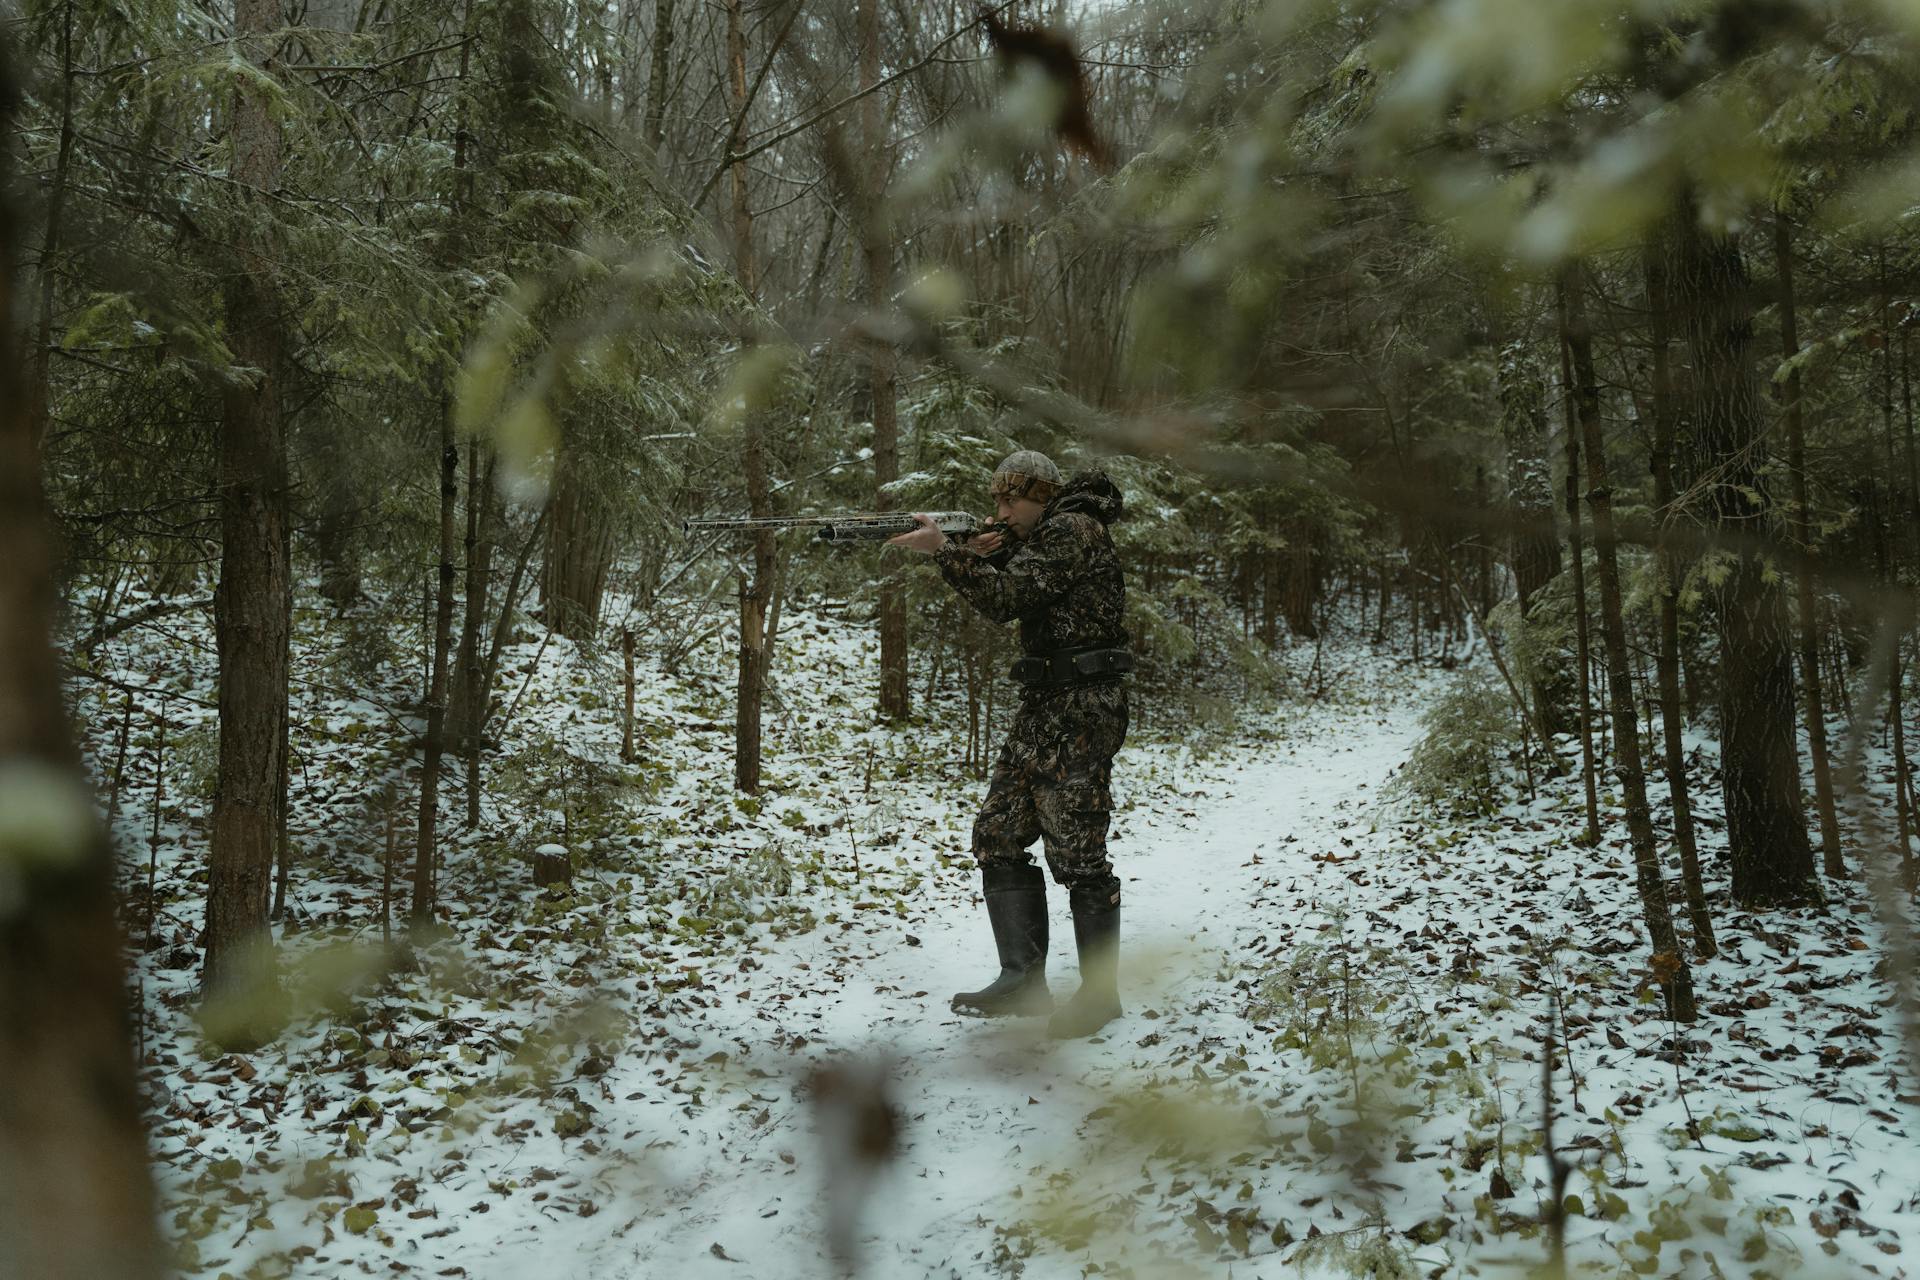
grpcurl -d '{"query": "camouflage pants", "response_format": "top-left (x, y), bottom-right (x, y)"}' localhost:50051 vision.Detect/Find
top-left (972, 682), bottom-right (1128, 905)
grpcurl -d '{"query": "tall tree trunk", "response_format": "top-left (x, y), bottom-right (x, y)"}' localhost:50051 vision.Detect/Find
top-left (449, 450), bottom-right (491, 745)
top-left (0, 42), bottom-right (164, 1275)
top-left (412, 398), bottom-right (459, 924)
top-left (1564, 265), bottom-right (1702, 1019)
top-left (1260, 528), bottom-right (1280, 648)
top-left (1556, 301), bottom-right (1602, 846)
top-left (412, 3), bottom-right (474, 919)
top-left (1890, 287), bottom-right (1916, 870)
top-left (1774, 214), bottom-right (1844, 877)
top-left (312, 426), bottom-right (363, 606)
top-left (726, 0), bottom-right (755, 295)
top-left (1645, 236), bottom-right (1716, 953)
top-left (1893, 639), bottom-right (1914, 867)
top-left (1475, 463), bottom-right (1494, 620)
top-left (644, 0), bottom-right (675, 158)
top-left (1283, 523), bottom-right (1318, 639)
top-left (730, 0), bottom-right (776, 792)
top-left (476, 505), bottom-right (547, 749)
top-left (205, 0), bottom-right (290, 1037)
top-left (1907, 320), bottom-right (1920, 537)
top-left (24, 0), bottom-right (75, 456)
top-left (1673, 199), bottom-right (1817, 907)
top-left (1497, 334), bottom-right (1569, 738)
top-left (540, 441), bottom-right (613, 643)
top-left (272, 669), bottom-right (291, 921)
top-left (454, 447), bottom-right (496, 826)
top-left (862, 0), bottom-right (908, 720)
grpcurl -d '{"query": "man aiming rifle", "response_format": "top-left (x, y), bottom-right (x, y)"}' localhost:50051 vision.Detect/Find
top-left (888, 451), bottom-right (1131, 1040)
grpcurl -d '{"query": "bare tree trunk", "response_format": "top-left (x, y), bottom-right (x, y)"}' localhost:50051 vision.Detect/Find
top-left (1497, 332), bottom-right (1569, 738)
top-left (644, 0), bottom-right (675, 158)
top-left (729, 0), bottom-right (777, 792)
top-left (1893, 640), bottom-right (1913, 866)
top-left (482, 508), bottom-right (547, 729)
top-left (23, 0), bottom-right (75, 456)
top-left (1674, 199), bottom-right (1817, 907)
top-left (1773, 214), bottom-right (1845, 878)
top-left (540, 435), bottom-right (614, 644)
top-left (451, 446), bottom-right (495, 801)
top-left (1556, 303), bottom-right (1602, 846)
top-left (205, 0), bottom-right (289, 1038)
top-left (725, 0), bottom-right (755, 294)
top-left (1283, 524), bottom-right (1318, 639)
top-left (862, 0), bottom-right (908, 720)
top-left (621, 627), bottom-right (637, 763)
top-left (414, 6), bottom-right (474, 910)
top-left (1374, 555), bottom-right (1390, 642)
top-left (272, 679), bottom-right (291, 921)
top-left (1475, 463), bottom-right (1493, 620)
top-left (313, 426), bottom-right (363, 606)
top-left (464, 480), bottom-right (504, 830)
top-left (0, 38), bottom-right (164, 1278)
top-left (1897, 322), bottom-right (1918, 875)
top-left (1260, 530), bottom-right (1280, 648)
top-left (1563, 266), bottom-right (1702, 1021)
top-left (412, 398), bottom-right (459, 924)
top-left (1645, 237), bottom-right (1716, 954)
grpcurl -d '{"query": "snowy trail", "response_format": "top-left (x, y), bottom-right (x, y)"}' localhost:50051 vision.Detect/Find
top-left (533, 688), bottom-right (1430, 1280)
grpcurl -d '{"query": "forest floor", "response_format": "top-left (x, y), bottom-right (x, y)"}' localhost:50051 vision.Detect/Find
top-left (70, 586), bottom-right (1920, 1280)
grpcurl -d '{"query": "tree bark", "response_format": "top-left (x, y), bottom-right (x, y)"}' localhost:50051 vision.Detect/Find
top-left (1556, 299), bottom-right (1602, 846)
top-left (621, 627), bottom-right (637, 764)
top-left (729, 0), bottom-right (776, 793)
top-left (540, 440), bottom-right (613, 643)
top-left (1672, 199), bottom-right (1817, 907)
top-left (23, 0), bottom-right (75, 457)
top-left (1563, 264), bottom-right (1699, 1019)
top-left (413, 4), bottom-right (475, 915)
top-left (205, 0), bottom-right (290, 1035)
top-left (1645, 236), bottom-right (1717, 954)
top-left (1497, 333), bottom-right (1569, 738)
top-left (644, 0), bottom-right (675, 159)
top-left (725, 0), bottom-right (755, 294)
top-left (450, 446), bottom-right (496, 814)
top-left (482, 507), bottom-right (548, 738)
top-left (412, 399), bottom-right (459, 924)
top-left (1283, 524), bottom-right (1318, 639)
top-left (1260, 530), bottom-right (1280, 648)
top-left (1773, 213), bottom-right (1845, 878)
top-left (861, 0), bottom-right (909, 721)
top-left (0, 40), bottom-right (165, 1276)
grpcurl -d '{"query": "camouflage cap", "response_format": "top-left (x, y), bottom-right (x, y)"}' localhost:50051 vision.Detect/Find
top-left (990, 449), bottom-right (1062, 504)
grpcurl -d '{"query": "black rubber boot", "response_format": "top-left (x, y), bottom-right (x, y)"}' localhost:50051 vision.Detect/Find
top-left (951, 862), bottom-right (1052, 1017)
top-left (1048, 886), bottom-right (1121, 1040)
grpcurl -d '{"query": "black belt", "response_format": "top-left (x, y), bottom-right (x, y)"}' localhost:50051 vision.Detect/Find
top-left (1009, 646), bottom-right (1133, 687)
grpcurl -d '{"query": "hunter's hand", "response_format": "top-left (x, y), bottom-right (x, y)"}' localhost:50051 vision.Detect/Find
top-left (887, 513), bottom-right (948, 554)
top-left (970, 529), bottom-right (1005, 556)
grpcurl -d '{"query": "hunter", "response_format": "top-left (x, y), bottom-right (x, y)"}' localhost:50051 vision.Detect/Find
top-left (888, 450), bottom-right (1132, 1039)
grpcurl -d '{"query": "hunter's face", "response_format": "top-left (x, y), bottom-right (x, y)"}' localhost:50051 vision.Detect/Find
top-left (995, 494), bottom-right (1047, 538)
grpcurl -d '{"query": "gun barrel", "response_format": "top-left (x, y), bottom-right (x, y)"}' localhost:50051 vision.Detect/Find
top-left (683, 511), bottom-right (983, 542)
top-left (682, 515), bottom-right (835, 534)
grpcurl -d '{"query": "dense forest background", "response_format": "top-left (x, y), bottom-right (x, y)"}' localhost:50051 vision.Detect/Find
top-left (2, 0), bottom-right (1918, 1276)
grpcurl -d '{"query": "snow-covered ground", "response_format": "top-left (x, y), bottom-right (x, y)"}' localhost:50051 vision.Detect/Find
top-left (67, 585), bottom-right (1920, 1279)
top-left (528, 663), bottom-right (1431, 1280)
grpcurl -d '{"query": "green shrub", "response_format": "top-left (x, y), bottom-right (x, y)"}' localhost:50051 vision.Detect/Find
top-left (1388, 667), bottom-right (1517, 816)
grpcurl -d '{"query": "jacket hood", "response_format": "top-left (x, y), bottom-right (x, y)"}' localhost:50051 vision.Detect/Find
top-left (1045, 468), bottom-right (1124, 527)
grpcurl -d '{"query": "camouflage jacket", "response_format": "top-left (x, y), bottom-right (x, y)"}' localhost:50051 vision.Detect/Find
top-left (932, 469), bottom-right (1128, 659)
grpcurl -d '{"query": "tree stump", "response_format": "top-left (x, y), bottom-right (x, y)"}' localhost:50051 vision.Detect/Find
top-left (533, 843), bottom-right (572, 890)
